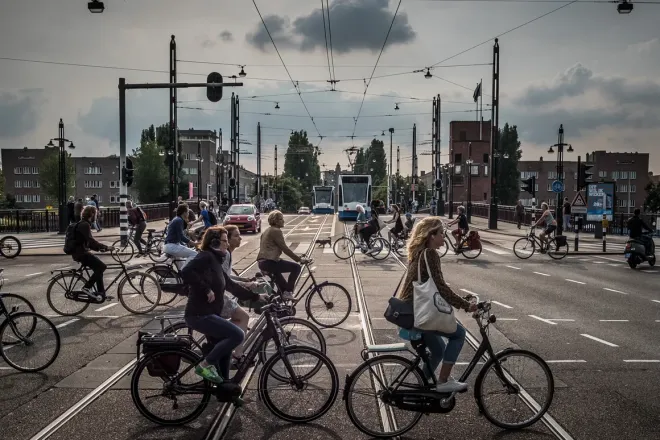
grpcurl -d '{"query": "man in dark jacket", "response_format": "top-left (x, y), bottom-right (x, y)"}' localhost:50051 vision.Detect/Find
top-left (127, 201), bottom-right (147, 254)
top-left (67, 196), bottom-right (76, 224)
top-left (74, 198), bottom-right (84, 222)
top-left (627, 209), bottom-right (654, 255)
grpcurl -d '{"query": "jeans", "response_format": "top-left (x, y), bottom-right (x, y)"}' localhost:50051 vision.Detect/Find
top-left (419, 323), bottom-right (466, 378)
top-left (258, 259), bottom-right (301, 293)
top-left (134, 221), bottom-right (147, 253)
top-left (185, 314), bottom-right (245, 379)
top-left (74, 253), bottom-right (107, 293)
top-left (163, 243), bottom-right (197, 270)
top-left (563, 215), bottom-right (571, 230)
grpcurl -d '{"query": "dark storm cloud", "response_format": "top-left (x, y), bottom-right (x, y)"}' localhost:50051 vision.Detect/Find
top-left (0, 89), bottom-right (45, 138)
top-left (219, 30), bottom-right (234, 42)
top-left (246, 0), bottom-right (416, 53)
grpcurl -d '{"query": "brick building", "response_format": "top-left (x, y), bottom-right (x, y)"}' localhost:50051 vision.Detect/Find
top-left (517, 156), bottom-right (578, 209)
top-left (178, 129), bottom-right (218, 201)
top-left (448, 120), bottom-right (492, 205)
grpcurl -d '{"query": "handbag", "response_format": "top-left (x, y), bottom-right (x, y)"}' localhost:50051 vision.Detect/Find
top-left (413, 249), bottom-right (457, 333)
top-left (383, 274), bottom-right (414, 329)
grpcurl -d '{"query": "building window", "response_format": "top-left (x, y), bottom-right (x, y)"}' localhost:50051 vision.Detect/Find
top-left (454, 153), bottom-right (462, 163)
top-left (520, 171), bottom-right (538, 179)
top-left (619, 184), bottom-right (627, 193)
top-left (36, 181), bottom-right (40, 188)
top-left (470, 165), bottom-right (479, 176)
top-left (573, 184), bottom-right (577, 191)
top-left (630, 171), bottom-right (637, 179)
top-left (109, 180), bottom-right (121, 188)
top-left (31, 167), bottom-right (39, 174)
top-left (454, 164), bottom-right (462, 175)
top-left (617, 199), bottom-right (626, 208)
top-left (548, 171), bottom-right (557, 179)
top-left (483, 165), bottom-right (488, 176)
top-left (84, 166), bottom-right (102, 175)
top-left (482, 153), bottom-right (489, 163)
top-left (14, 181), bottom-right (21, 188)
top-left (620, 171), bottom-right (628, 179)
top-left (84, 181), bottom-right (103, 189)
top-left (631, 185), bottom-right (636, 193)
top-left (611, 171), bottom-right (619, 180)
top-left (598, 171), bottom-right (607, 178)
top-left (459, 131), bottom-right (467, 141)
top-left (630, 199), bottom-right (635, 206)
top-left (547, 183), bottom-right (553, 192)
top-left (535, 184), bottom-right (539, 193)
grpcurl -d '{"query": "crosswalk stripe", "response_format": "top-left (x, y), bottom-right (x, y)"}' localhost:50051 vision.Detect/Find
top-left (482, 245), bottom-right (509, 255)
top-left (323, 247), bottom-right (335, 254)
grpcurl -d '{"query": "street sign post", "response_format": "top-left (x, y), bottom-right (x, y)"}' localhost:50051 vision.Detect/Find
top-left (551, 180), bottom-right (564, 193)
top-left (571, 192), bottom-right (587, 214)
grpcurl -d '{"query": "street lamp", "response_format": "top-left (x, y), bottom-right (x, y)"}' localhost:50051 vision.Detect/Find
top-left (45, 118), bottom-right (75, 234)
top-left (197, 141), bottom-right (204, 204)
top-left (617, 1), bottom-right (633, 14)
top-left (239, 66), bottom-right (247, 77)
top-left (548, 124), bottom-right (573, 234)
top-left (88, 1), bottom-right (104, 13)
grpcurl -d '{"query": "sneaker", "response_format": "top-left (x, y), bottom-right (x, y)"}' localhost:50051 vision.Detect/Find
top-left (195, 364), bottom-right (224, 384)
top-left (436, 377), bottom-right (468, 393)
top-left (281, 291), bottom-right (295, 300)
top-left (81, 287), bottom-right (102, 302)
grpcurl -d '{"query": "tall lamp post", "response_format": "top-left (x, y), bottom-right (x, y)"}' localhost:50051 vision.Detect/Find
top-left (196, 141), bottom-right (204, 204)
top-left (466, 142), bottom-right (473, 223)
top-left (548, 124), bottom-right (573, 235)
top-left (45, 119), bottom-right (75, 234)
top-left (388, 128), bottom-right (394, 209)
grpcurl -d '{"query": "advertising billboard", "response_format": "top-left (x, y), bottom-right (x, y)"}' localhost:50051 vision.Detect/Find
top-left (586, 182), bottom-right (615, 221)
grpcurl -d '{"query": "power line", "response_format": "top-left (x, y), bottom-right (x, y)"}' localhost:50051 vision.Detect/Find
top-left (325, 0), bottom-right (337, 82)
top-left (177, 59), bottom-right (491, 69)
top-left (180, 105), bottom-right (483, 118)
top-left (320, 0), bottom-right (333, 83)
top-left (352, 0), bottom-right (403, 138)
top-left (251, 0), bottom-right (322, 138)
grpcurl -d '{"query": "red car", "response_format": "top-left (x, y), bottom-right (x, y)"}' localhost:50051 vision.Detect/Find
top-left (223, 204), bottom-right (262, 233)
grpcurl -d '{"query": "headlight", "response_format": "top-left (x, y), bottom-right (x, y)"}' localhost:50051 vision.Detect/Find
top-left (247, 215), bottom-right (255, 221)
top-left (224, 215), bottom-right (231, 222)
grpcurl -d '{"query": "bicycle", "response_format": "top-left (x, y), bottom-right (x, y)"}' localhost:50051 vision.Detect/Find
top-left (513, 226), bottom-right (568, 260)
top-left (0, 235), bottom-right (21, 259)
top-left (130, 301), bottom-right (339, 426)
top-left (343, 295), bottom-right (555, 437)
top-left (142, 256), bottom-right (189, 306)
top-left (0, 269), bottom-right (61, 372)
top-left (437, 223), bottom-right (482, 259)
top-left (112, 222), bottom-right (168, 264)
top-left (46, 249), bottom-right (162, 316)
top-left (259, 258), bottom-right (352, 328)
top-left (332, 223), bottom-right (391, 261)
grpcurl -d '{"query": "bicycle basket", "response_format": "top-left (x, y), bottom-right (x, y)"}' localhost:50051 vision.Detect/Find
top-left (555, 235), bottom-right (567, 247)
top-left (468, 231), bottom-right (481, 250)
top-left (139, 333), bottom-right (192, 377)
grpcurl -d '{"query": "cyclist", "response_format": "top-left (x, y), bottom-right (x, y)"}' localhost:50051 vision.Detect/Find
top-left (354, 204), bottom-right (368, 240)
top-left (181, 226), bottom-right (267, 384)
top-left (396, 217), bottom-right (477, 392)
top-left (447, 205), bottom-right (469, 252)
top-left (533, 202), bottom-right (557, 252)
top-left (66, 205), bottom-right (113, 302)
top-left (359, 201), bottom-right (382, 255)
top-left (257, 210), bottom-right (307, 300)
top-left (627, 208), bottom-right (654, 255)
top-left (384, 204), bottom-right (404, 244)
top-left (126, 200), bottom-right (147, 255)
top-left (163, 203), bottom-right (198, 269)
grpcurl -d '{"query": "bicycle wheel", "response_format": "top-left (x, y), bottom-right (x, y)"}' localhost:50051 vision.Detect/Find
top-left (0, 236), bottom-right (22, 259)
top-left (118, 271), bottom-right (161, 314)
top-left (305, 282), bottom-right (352, 328)
top-left (162, 321), bottom-right (206, 353)
top-left (332, 237), bottom-right (355, 260)
top-left (547, 238), bottom-right (568, 260)
top-left (0, 293), bottom-right (35, 323)
top-left (370, 237), bottom-right (391, 260)
top-left (259, 317), bottom-right (327, 381)
top-left (475, 349), bottom-right (554, 429)
top-left (513, 237), bottom-right (536, 259)
top-left (46, 273), bottom-right (90, 316)
top-left (393, 237), bottom-right (407, 258)
top-left (145, 265), bottom-right (180, 306)
top-left (0, 312), bottom-right (60, 372)
top-left (148, 238), bottom-right (168, 263)
top-left (131, 348), bottom-right (212, 426)
top-left (344, 354), bottom-right (427, 438)
top-left (437, 238), bottom-right (450, 258)
top-left (258, 345), bottom-right (339, 423)
top-left (461, 242), bottom-right (482, 259)
top-left (111, 239), bottom-right (135, 263)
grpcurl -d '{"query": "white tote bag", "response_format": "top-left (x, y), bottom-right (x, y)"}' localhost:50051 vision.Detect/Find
top-left (413, 249), bottom-right (457, 333)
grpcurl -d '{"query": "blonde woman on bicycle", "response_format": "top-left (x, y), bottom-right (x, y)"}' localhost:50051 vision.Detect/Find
top-left (534, 202), bottom-right (557, 252)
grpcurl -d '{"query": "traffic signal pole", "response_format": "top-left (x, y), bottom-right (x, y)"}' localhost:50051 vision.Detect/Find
top-left (488, 39), bottom-right (500, 229)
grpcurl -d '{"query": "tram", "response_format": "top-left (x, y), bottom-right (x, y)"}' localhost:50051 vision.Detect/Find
top-left (312, 186), bottom-right (335, 214)
top-left (337, 175), bottom-right (372, 221)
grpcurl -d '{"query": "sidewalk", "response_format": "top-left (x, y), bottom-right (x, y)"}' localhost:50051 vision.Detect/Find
top-left (11, 227), bottom-right (124, 257)
top-left (8, 227), bottom-right (122, 240)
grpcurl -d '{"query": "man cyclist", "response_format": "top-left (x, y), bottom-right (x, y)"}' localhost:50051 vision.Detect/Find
top-left (447, 205), bottom-right (469, 252)
top-left (627, 208), bottom-right (654, 255)
top-left (163, 203), bottom-right (198, 269)
top-left (534, 202), bottom-right (557, 252)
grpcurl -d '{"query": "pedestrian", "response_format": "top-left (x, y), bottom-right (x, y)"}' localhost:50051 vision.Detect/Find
top-left (74, 198), bottom-right (84, 222)
top-left (67, 196), bottom-right (76, 224)
top-left (562, 197), bottom-right (571, 230)
top-left (515, 200), bottom-right (525, 229)
top-left (127, 200), bottom-right (147, 254)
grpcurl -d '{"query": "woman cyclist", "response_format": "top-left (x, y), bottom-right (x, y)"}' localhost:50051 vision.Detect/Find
top-left (384, 204), bottom-right (404, 243)
top-left (396, 216), bottom-right (477, 392)
top-left (534, 202), bottom-right (557, 252)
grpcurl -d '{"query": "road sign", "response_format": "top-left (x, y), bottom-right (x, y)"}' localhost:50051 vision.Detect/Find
top-left (551, 180), bottom-right (564, 193)
top-left (571, 192), bottom-right (587, 214)
top-left (410, 184), bottom-right (417, 191)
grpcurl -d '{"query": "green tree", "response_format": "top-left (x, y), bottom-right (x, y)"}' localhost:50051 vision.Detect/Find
top-left (644, 182), bottom-right (660, 213)
top-left (131, 140), bottom-right (169, 203)
top-left (497, 123), bottom-right (523, 205)
top-left (140, 123), bottom-right (187, 199)
top-left (283, 130), bottom-right (320, 195)
top-left (352, 139), bottom-right (387, 182)
top-left (0, 168), bottom-right (5, 201)
top-left (273, 176), bottom-right (304, 212)
top-left (39, 151), bottom-right (76, 203)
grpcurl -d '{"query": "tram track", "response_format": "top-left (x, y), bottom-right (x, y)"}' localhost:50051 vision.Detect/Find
top-left (27, 214), bottom-right (311, 440)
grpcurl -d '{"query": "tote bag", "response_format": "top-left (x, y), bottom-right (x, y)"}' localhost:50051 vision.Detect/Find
top-left (413, 249), bottom-right (457, 333)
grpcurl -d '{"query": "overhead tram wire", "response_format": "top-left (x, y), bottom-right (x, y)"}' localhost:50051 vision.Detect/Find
top-left (179, 105), bottom-right (482, 118)
top-left (251, 0), bottom-right (322, 139)
top-left (325, 0), bottom-right (337, 82)
top-left (320, 0), bottom-right (334, 83)
top-left (351, 0), bottom-right (403, 139)
top-left (177, 59), bottom-right (491, 69)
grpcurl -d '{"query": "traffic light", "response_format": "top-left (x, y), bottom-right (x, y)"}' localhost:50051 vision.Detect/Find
top-left (207, 72), bottom-right (223, 103)
top-left (520, 176), bottom-right (536, 197)
top-left (435, 179), bottom-right (443, 190)
top-left (578, 163), bottom-right (594, 190)
top-left (122, 158), bottom-right (134, 187)
top-left (229, 178), bottom-right (236, 189)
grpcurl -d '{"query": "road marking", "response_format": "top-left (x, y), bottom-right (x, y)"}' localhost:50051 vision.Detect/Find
top-left (94, 303), bottom-right (118, 312)
top-left (546, 360), bottom-right (587, 363)
top-left (652, 300), bottom-right (660, 304)
top-left (565, 279), bottom-right (585, 285)
top-left (548, 319), bottom-right (575, 322)
top-left (459, 288), bottom-right (478, 296)
top-left (529, 315), bottom-right (557, 325)
top-left (533, 271), bottom-right (550, 277)
top-left (593, 261), bottom-right (606, 264)
top-left (482, 245), bottom-right (509, 255)
top-left (578, 258), bottom-right (590, 262)
top-left (581, 333), bottom-right (618, 347)
top-left (330, 214), bottom-right (336, 238)
top-left (599, 319), bottom-right (629, 322)
top-left (506, 265), bottom-right (521, 270)
top-left (594, 255), bottom-right (625, 263)
top-left (623, 360), bottom-right (660, 363)
top-left (497, 318), bottom-right (518, 321)
top-left (55, 319), bottom-right (79, 329)
top-left (608, 264), bottom-right (621, 267)
top-left (323, 247), bottom-right (334, 254)
top-left (492, 301), bottom-right (512, 309)
top-left (25, 272), bottom-right (44, 277)
top-left (603, 288), bottom-right (628, 295)
top-left (640, 269), bottom-right (658, 273)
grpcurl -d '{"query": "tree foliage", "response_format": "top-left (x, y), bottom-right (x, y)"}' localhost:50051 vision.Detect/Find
top-left (644, 182), bottom-right (660, 213)
top-left (497, 123), bottom-right (523, 205)
top-left (39, 151), bottom-right (76, 203)
top-left (283, 130), bottom-right (319, 205)
top-left (353, 138), bottom-right (387, 183)
top-left (272, 176), bottom-right (305, 212)
top-left (140, 123), bottom-right (187, 199)
top-left (390, 175), bottom-right (427, 209)
top-left (131, 139), bottom-right (169, 203)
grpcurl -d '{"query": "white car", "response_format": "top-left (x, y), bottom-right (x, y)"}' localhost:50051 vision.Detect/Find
top-left (298, 207), bottom-right (311, 215)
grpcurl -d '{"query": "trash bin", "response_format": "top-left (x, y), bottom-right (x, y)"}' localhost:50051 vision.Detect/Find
top-left (594, 222), bottom-right (603, 239)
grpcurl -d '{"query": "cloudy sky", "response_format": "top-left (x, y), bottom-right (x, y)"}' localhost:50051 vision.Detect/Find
top-left (1, 0), bottom-right (660, 177)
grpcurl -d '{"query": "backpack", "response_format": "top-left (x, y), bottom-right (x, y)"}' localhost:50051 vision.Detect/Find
top-left (138, 207), bottom-right (148, 221)
top-left (63, 221), bottom-right (81, 255)
top-left (208, 210), bottom-right (218, 226)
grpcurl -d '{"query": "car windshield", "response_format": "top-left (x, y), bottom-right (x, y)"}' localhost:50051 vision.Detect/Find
top-left (227, 205), bottom-right (254, 215)
top-left (300, 207), bottom-right (309, 210)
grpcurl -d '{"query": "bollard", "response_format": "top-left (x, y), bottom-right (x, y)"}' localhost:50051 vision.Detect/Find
top-left (602, 214), bottom-right (609, 252)
top-left (574, 216), bottom-right (579, 252)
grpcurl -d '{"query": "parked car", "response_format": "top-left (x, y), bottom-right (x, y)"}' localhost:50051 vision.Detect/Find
top-left (298, 206), bottom-right (311, 215)
top-left (223, 204), bottom-right (262, 233)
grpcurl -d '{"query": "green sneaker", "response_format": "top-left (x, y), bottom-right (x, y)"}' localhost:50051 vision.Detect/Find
top-left (195, 364), bottom-right (224, 384)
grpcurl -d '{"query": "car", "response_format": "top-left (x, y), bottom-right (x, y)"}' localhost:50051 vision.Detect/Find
top-left (298, 206), bottom-right (311, 215)
top-left (223, 204), bottom-right (262, 233)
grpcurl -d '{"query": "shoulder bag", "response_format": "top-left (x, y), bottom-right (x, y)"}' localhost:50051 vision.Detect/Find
top-left (383, 273), bottom-right (414, 329)
top-left (413, 249), bottom-right (457, 333)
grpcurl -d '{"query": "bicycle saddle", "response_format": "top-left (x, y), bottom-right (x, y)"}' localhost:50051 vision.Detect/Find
top-left (147, 228), bottom-right (157, 232)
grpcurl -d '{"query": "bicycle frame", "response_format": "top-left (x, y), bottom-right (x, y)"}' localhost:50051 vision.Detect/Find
top-left (51, 258), bottom-right (145, 294)
top-left (442, 229), bottom-right (470, 252)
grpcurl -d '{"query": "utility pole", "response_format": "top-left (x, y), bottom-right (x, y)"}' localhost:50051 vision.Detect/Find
top-left (274, 145), bottom-right (278, 204)
top-left (257, 122), bottom-right (261, 206)
top-left (488, 38), bottom-right (500, 229)
top-left (168, 35), bottom-right (177, 218)
top-left (433, 94), bottom-right (443, 215)
top-left (412, 124), bottom-right (417, 202)
top-left (396, 145), bottom-right (400, 204)
top-left (197, 140), bottom-right (202, 204)
top-left (119, 78), bottom-right (128, 245)
top-left (467, 142), bottom-right (473, 222)
top-left (549, 124), bottom-right (573, 235)
top-left (388, 127), bottom-right (394, 209)
top-left (230, 93), bottom-right (236, 203)
top-left (216, 128), bottom-right (222, 202)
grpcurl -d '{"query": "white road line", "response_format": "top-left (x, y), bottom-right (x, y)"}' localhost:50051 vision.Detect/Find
top-left (608, 264), bottom-right (621, 267)
top-left (578, 258), bottom-right (590, 262)
top-left (640, 269), bottom-right (658, 273)
top-left (330, 214), bottom-right (336, 238)
top-left (94, 303), bottom-right (118, 312)
top-left (533, 271), bottom-right (550, 277)
top-left (323, 247), bottom-right (334, 254)
top-left (482, 245), bottom-right (509, 255)
top-left (652, 300), bottom-right (660, 304)
top-left (581, 333), bottom-right (619, 347)
top-left (565, 279), bottom-right (585, 285)
top-left (529, 315), bottom-right (557, 325)
top-left (546, 360), bottom-right (587, 363)
top-left (492, 300), bottom-right (512, 309)
top-left (459, 288), bottom-right (478, 296)
top-left (592, 261), bottom-right (606, 264)
top-left (623, 360), bottom-right (660, 363)
top-left (599, 319), bottom-right (629, 322)
top-left (594, 255), bottom-right (625, 263)
top-left (82, 315), bottom-right (120, 319)
top-left (548, 319), bottom-right (575, 322)
top-left (497, 318), bottom-right (518, 321)
top-left (603, 288), bottom-right (628, 295)
top-left (55, 319), bottom-right (79, 329)
top-left (24, 272), bottom-right (44, 277)
top-left (506, 265), bottom-right (521, 270)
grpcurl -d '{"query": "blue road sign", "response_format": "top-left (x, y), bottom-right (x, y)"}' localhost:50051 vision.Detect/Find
top-left (551, 180), bottom-right (564, 193)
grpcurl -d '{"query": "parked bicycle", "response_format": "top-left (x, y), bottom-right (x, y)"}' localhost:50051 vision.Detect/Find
top-left (111, 222), bottom-right (168, 264)
top-left (130, 300), bottom-right (338, 426)
top-left (513, 226), bottom-right (568, 260)
top-left (437, 223), bottom-right (482, 259)
top-left (332, 224), bottom-right (391, 261)
top-left (0, 269), bottom-right (60, 372)
top-left (343, 295), bottom-right (554, 437)
top-left (0, 235), bottom-right (21, 259)
top-left (46, 249), bottom-right (162, 316)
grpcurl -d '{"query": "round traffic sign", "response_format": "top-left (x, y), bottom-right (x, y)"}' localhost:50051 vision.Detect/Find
top-left (551, 180), bottom-right (564, 193)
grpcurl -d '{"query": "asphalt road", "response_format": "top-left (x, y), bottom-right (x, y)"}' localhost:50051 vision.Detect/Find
top-left (1, 214), bottom-right (658, 440)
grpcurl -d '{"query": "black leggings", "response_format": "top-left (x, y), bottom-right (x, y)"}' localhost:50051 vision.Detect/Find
top-left (360, 225), bottom-right (378, 245)
top-left (258, 259), bottom-right (301, 293)
top-left (75, 253), bottom-right (107, 293)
